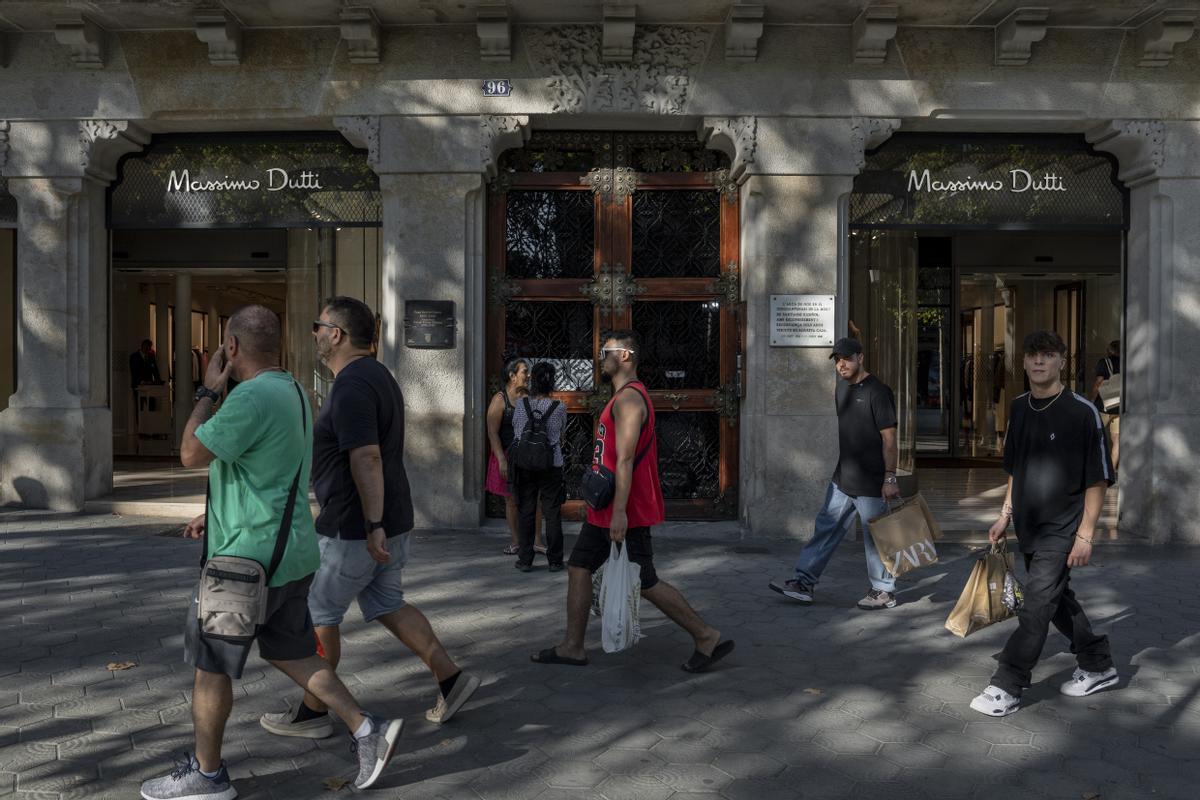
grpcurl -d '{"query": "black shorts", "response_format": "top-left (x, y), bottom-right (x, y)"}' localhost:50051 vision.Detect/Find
top-left (568, 522), bottom-right (659, 591)
top-left (183, 573), bottom-right (317, 679)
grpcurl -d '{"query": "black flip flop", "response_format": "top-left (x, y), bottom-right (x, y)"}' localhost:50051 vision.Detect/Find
top-left (681, 640), bottom-right (735, 673)
top-left (531, 647), bottom-right (589, 667)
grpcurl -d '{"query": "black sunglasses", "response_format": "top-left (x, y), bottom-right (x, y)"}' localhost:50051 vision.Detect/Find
top-left (312, 320), bottom-right (345, 334)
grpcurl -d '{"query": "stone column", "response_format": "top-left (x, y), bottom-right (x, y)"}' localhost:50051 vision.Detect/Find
top-left (0, 120), bottom-right (146, 510)
top-left (173, 273), bottom-right (193, 448)
top-left (736, 117), bottom-right (897, 538)
top-left (333, 115), bottom-right (526, 529)
top-left (1088, 120), bottom-right (1200, 544)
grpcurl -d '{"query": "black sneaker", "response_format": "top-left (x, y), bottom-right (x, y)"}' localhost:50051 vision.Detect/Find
top-left (768, 578), bottom-right (814, 604)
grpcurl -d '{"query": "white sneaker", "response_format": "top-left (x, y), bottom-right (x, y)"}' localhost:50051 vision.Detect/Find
top-left (259, 709), bottom-right (334, 739)
top-left (1060, 666), bottom-right (1118, 697)
top-left (970, 685), bottom-right (1020, 717)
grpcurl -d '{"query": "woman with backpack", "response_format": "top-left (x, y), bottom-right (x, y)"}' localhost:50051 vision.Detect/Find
top-left (486, 358), bottom-right (546, 556)
top-left (509, 361), bottom-right (567, 573)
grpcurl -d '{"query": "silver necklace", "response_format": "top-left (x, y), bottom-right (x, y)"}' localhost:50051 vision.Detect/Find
top-left (1027, 385), bottom-right (1065, 412)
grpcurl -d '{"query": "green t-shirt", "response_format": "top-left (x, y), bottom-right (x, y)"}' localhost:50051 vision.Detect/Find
top-left (195, 371), bottom-right (320, 587)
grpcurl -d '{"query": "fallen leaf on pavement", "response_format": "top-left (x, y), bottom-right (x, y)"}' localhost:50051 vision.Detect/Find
top-left (803, 687), bottom-right (823, 695)
top-left (106, 662), bottom-right (137, 671)
top-left (323, 777), bottom-right (348, 792)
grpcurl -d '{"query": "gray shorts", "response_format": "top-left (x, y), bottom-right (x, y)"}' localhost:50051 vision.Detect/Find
top-left (308, 533), bottom-right (411, 626)
top-left (183, 574), bottom-right (317, 679)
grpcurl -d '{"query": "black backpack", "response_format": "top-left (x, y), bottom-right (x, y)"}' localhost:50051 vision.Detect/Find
top-left (509, 397), bottom-right (559, 471)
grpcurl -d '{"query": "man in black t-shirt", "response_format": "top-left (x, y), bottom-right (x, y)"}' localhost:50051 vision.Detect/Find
top-left (260, 297), bottom-right (479, 741)
top-left (970, 330), bottom-right (1116, 719)
top-left (769, 338), bottom-right (903, 610)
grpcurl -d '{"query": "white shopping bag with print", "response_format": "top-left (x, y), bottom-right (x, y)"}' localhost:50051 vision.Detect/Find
top-left (599, 541), bottom-right (644, 653)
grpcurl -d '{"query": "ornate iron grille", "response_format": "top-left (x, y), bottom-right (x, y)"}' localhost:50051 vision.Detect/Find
top-left (497, 131), bottom-right (730, 174)
top-left (656, 411), bottom-right (720, 499)
top-left (505, 191), bottom-right (595, 279)
top-left (851, 135), bottom-right (1125, 230)
top-left (0, 179), bottom-right (15, 225)
top-left (562, 413), bottom-right (594, 500)
top-left (504, 301), bottom-right (595, 391)
top-left (109, 134), bottom-right (381, 229)
top-left (633, 301), bottom-right (721, 390)
top-left (631, 190), bottom-right (721, 278)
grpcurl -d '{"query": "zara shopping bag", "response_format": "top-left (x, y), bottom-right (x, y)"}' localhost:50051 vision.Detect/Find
top-left (599, 542), bottom-right (644, 653)
top-left (945, 540), bottom-right (1017, 638)
top-left (867, 494), bottom-right (939, 577)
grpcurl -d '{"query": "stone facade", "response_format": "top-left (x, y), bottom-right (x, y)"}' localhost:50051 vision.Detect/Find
top-left (0, 4), bottom-right (1198, 542)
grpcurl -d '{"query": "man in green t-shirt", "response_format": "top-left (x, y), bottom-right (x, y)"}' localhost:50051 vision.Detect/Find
top-left (139, 306), bottom-right (401, 800)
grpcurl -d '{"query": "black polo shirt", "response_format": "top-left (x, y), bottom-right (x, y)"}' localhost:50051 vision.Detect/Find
top-left (312, 357), bottom-right (414, 539)
top-left (832, 374), bottom-right (897, 498)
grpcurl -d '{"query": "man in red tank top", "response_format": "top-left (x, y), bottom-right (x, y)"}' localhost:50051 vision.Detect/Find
top-left (531, 330), bottom-right (735, 673)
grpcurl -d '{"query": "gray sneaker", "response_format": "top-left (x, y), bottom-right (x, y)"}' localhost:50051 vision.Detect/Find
top-left (425, 672), bottom-right (482, 724)
top-left (352, 714), bottom-right (403, 789)
top-left (856, 588), bottom-right (897, 610)
top-left (260, 708), bottom-right (334, 739)
top-left (140, 753), bottom-right (236, 800)
top-left (769, 578), bottom-right (814, 604)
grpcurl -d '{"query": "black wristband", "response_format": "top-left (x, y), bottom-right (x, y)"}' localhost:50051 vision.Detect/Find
top-left (366, 520), bottom-right (385, 533)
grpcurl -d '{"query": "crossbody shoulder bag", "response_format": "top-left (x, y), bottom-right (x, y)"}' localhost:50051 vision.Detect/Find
top-left (197, 380), bottom-right (307, 643)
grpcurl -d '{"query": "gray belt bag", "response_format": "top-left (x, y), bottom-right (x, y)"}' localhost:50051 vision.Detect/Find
top-left (197, 380), bottom-right (306, 644)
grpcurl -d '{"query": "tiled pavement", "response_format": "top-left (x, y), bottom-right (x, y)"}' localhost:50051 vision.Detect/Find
top-left (1, 510), bottom-right (1198, 800)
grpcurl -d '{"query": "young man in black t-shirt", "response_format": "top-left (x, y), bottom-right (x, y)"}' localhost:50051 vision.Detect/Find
top-left (769, 338), bottom-right (903, 610)
top-left (260, 297), bottom-right (479, 740)
top-left (971, 330), bottom-right (1116, 718)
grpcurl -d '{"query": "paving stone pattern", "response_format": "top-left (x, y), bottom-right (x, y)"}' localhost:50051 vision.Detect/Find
top-left (1, 510), bottom-right (1198, 799)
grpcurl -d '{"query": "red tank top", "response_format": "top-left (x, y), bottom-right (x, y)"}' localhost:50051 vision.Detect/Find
top-left (587, 381), bottom-right (665, 529)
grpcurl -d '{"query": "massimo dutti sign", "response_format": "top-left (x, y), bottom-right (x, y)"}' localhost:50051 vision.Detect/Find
top-left (907, 169), bottom-right (1067, 194)
top-left (109, 134), bottom-right (381, 229)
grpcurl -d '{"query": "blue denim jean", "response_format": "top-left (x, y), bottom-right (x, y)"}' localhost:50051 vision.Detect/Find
top-left (793, 481), bottom-right (896, 592)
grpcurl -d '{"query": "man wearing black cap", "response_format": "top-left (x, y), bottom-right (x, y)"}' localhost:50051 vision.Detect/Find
top-left (769, 337), bottom-right (901, 610)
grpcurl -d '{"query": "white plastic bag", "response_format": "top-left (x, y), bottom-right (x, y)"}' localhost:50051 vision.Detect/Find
top-left (599, 541), bottom-right (643, 653)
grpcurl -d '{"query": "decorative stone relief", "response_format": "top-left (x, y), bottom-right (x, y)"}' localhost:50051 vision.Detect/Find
top-left (527, 25), bottom-right (713, 114)
top-left (995, 8), bottom-right (1048, 66)
top-left (480, 115), bottom-right (529, 178)
top-left (850, 117), bottom-right (900, 170)
top-left (603, 4), bottom-right (636, 62)
top-left (581, 167), bottom-right (638, 203)
top-left (78, 120), bottom-right (149, 183)
top-left (476, 4), bottom-right (511, 62)
top-left (1137, 11), bottom-right (1196, 68)
top-left (725, 4), bottom-right (764, 63)
top-left (700, 116), bottom-right (757, 179)
top-left (1086, 119), bottom-right (1166, 187)
top-left (340, 7), bottom-right (381, 64)
top-left (54, 16), bottom-right (104, 69)
top-left (852, 6), bottom-right (898, 64)
top-left (195, 9), bottom-right (242, 66)
top-left (333, 116), bottom-right (380, 167)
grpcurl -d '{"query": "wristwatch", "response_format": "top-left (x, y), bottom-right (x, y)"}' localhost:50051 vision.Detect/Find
top-left (194, 386), bottom-right (221, 403)
top-left (366, 520), bottom-right (385, 534)
top-left (883, 475), bottom-right (898, 485)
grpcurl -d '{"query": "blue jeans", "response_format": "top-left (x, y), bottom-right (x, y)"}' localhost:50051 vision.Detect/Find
top-left (793, 481), bottom-right (896, 593)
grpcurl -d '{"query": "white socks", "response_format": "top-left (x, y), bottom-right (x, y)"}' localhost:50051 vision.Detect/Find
top-left (353, 716), bottom-right (373, 739)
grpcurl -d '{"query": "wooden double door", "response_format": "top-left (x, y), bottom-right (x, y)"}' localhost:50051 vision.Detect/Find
top-left (487, 132), bottom-right (743, 520)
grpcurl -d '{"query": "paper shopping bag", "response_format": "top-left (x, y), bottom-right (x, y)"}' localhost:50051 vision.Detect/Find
top-left (945, 540), bottom-right (1015, 638)
top-left (868, 495), bottom-right (939, 577)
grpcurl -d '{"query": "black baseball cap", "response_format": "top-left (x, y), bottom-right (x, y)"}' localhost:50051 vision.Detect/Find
top-left (829, 337), bottom-right (863, 360)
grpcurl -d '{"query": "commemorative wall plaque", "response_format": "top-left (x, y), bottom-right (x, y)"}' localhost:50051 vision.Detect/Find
top-left (770, 294), bottom-right (835, 347)
top-left (404, 300), bottom-right (456, 349)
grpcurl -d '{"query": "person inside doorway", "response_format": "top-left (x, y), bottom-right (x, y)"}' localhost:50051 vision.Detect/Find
top-left (768, 337), bottom-right (902, 610)
top-left (1092, 339), bottom-right (1120, 473)
top-left (129, 338), bottom-right (162, 389)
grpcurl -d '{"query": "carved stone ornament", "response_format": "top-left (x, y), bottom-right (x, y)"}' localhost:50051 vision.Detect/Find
top-left (54, 16), bottom-right (104, 69)
top-left (340, 6), bottom-right (381, 65)
top-left (853, 5), bottom-right (898, 64)
top-left (79, 120), bottom-right (149, 183)
top-left (527, 25), bottom-right (713, 114)
top-left (1137, 11), bottom-right (1196, 68)
top-left (701, 116), bottom-right (757, 179)
top-left (705, 168), bottom-right (738, 203)
top-left (581, 166), bottom-right (639, 203)
top-left (333, 116), bottom-right (380, 167)
top-left (1086, 119), bottom-right (1166, 187)
top-left (477, 4), bottom-right (511, 62)
top-left (195, 9), bottom-right (243, 66)
top-left (480, 115), bottom-right (529, 179)
top-left (851, 117), bottom-right (900, 171)
top-left (725, 4), bottom-right (764, 62)
top-left (708, 262), bottom-right (741, 305)
top-left (995, 7), bottom-right (1048, 66)
top-left (489, 274), bottom-right (523, 305)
